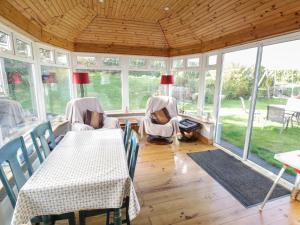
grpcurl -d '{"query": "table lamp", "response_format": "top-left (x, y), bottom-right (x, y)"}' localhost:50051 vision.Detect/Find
top-left (8, 72), bottom-right (23, 99)
top-left (160, 74), bottom-right (174, 96)
top-left (42, 72), bottom-right (57, 114)
top-left (73, 72), bottom-right (90, 97)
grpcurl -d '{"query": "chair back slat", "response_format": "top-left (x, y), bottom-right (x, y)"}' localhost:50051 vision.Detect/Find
top-left (31, 121), bottom-right (55, 163)
top-left (128, 134), bottom-right (139, 180)
top-left (0, 137), bottom-right (33, 208)
top-left (124, 120), bottom-right (132, 152)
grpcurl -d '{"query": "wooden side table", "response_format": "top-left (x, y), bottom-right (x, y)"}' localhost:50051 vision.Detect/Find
top-left (118, 118), bottom-right (140, 132)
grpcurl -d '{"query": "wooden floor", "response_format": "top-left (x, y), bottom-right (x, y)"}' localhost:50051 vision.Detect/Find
top-left (60, 138), bottom-right (300, 225)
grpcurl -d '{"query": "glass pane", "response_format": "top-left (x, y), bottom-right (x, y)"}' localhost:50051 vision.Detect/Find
top-left (150, 59), bottom-right (166, 70)
top-left (103, 57), bottom-right (119, 66)
top-left (0, 31), bottom-right (11, 52)
top-left (172, 71), bottom-right (200, 115)
top-left (250, 40), bottom-right (300, 181)
top-left (77, 56), bottom-right (97, 67)
top-left (56, 52), bottom-right (68, 65)
top-left (129, 58), bottom-right (146, 68)
top-left (208, 55), bottom-right (217, 65)
top-left (187, 58), bottom-right (200, 67)
top-left (15, 39), bottom-right (32, 57)
top-left (129, 71), bottom-right (162, 110)
top-left (76, 70), bottom-right (122, 111)
top-left (41, 66), bottom-right (70, 120)
top-left (204, 70), bottom-right (216, 118)
top-left (215, 48), bottom-right (257, 157)
top-left (0, 58), bottom-right (38, 142)
top-left (40, 48), bottom-right (54, 64)
top-left (172, 59), bottom-right (184, 69)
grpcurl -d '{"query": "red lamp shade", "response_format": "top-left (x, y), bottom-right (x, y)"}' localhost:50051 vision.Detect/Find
top-left (73, 72), bottom-right (90, 84)
top-left (160, 74), bottom-right (174, 85)
top-left (42, 72), bottom-right (57, 84)
top-left (8, 72), bottom-right (23, 84)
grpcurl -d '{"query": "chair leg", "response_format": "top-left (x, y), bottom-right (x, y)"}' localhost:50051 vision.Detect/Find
top-left (126, 207), bottom-right (130, 225)
top-left (68, 213), bottom-right (76, 225)
top-left (79, 211), bottom-right (86, 225)
top-left (106, 210), bottom-right (110, 225)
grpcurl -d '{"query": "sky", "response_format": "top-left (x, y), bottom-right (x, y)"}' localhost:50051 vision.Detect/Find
top-left (223, 40), bottom-right (300, 70)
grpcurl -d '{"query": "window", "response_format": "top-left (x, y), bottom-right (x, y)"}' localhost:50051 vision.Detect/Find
top-left (41, 66), bottom-right (70, 120)
top-left (129, 71), bottom-right (162, 110)
top-left (208, 55), bottom-right (217, 66)
top-left (15, 39), bottom-right (32, 58)
top-left (172, 71), bottom-right (200, 115)
top-left (56, 52), bottom-right (68, 65)
top-left (40, 48), bottom-right (54, 64)
top-left (76, 56), bottom-right (97, 67)
top-left (0, 31), bottom-right (11, 53)
top-left (172, 58), bottom-right (184, 69)
top-left (215, 47), bottom-right (257, 157)
top-left (187, 57), bottom-right (200, 67)
top-left (204, 70), bottom-right (216, 116)
top-left (129, 58), bottom-right (146, 68)
top-left (103, 57), bottom-right (119, 66)
top-left (76, 70), bottom-right (122, 111)
top-left (0, 58), bottom-right (38, 142)
top-left (249, 40), bottom-right (300, 179)
top-left (150, 59), bottom-right (166, 70)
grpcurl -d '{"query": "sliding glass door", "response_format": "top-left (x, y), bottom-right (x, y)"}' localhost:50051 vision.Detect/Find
top-left (215, 48), bottom-right (258, 156)
top-left (249, 40), bottom-right (300, 180)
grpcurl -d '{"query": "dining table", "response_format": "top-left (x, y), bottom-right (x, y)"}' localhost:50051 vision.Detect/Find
top-left (11, 129), bottom-right (140, 225)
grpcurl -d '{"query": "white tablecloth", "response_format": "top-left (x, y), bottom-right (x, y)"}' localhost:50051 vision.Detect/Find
top-left (11, 129), bottom-right (140, 225)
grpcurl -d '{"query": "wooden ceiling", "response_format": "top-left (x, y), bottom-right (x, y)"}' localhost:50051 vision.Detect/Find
top-left (1, 0), bottom-right (300, 56)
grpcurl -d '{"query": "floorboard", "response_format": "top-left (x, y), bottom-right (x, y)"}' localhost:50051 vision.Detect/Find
top-left (58, 137), bottom-right (300, 225)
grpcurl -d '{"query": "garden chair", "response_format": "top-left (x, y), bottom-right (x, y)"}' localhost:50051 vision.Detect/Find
top-left (0, 136), bottom-right (75, 225)
top-left (239, 97), bottom-right (262, 122)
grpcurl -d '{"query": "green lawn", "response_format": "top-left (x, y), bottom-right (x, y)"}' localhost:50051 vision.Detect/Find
top-left (219, 98), bottom-right (300, 175)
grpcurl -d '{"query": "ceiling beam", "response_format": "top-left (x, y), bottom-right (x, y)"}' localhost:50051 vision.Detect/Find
top-left (74, 42), bottom-right (170, 57)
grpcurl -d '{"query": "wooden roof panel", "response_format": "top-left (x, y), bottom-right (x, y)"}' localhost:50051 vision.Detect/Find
top-left (2, 0), bottom-right (300, 56)
top-left (75, 17), bottom-right (169, 48)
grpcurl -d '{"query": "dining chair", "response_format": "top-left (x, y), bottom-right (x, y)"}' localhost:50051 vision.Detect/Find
top-left (30, 121), bottom-right (56, 163)
top-left (107, 132), bottom-right (140, 225)
top-left (123, 120), bottom-right (132, 152)
top-left (0, 136), bottom-right (76, 225)
top-left (79, 133), bottom-right (140, 225)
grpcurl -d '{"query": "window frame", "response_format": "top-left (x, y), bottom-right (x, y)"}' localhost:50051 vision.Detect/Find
top-left (0, 25), bottom-right (13, 55)
top-left (13, 33), bottom-right (33, 59)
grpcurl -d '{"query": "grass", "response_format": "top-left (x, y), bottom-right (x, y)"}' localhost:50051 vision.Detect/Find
top-left (219, 98), bottom-right (300, 175)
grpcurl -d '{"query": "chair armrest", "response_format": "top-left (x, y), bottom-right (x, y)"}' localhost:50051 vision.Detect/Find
top-left (72, 123), bottom-right (94, 131)
top-left (103, 117), bottom-right (120, 129)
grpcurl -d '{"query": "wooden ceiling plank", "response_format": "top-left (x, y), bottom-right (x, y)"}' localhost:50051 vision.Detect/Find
top-left (200, 0), bottom-right (300, 39)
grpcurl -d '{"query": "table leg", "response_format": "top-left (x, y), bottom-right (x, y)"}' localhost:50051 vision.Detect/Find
top-left (114, 208), bottom-right (122, 225)
top-left (259, 166), bottom-right (287, 211)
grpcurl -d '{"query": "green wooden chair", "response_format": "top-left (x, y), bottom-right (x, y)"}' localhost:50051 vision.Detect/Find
top-left (79, 132), bottom-right (140, 225)
top-left (30, 121), bottom-right (56, 163)
top-left (0, 136), bottom-right (75, 225)
top-left (107, 133), bottom-right (140, 225)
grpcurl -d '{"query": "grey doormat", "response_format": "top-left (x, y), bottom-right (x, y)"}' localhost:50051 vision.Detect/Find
top-left (188, 150), bottom-right (290, 207)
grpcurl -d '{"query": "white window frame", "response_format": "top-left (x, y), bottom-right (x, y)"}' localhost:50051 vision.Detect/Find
top-left (0, 24), bottom-right (13, 55)
top-left (13, 33), bottom-right (33, 59)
